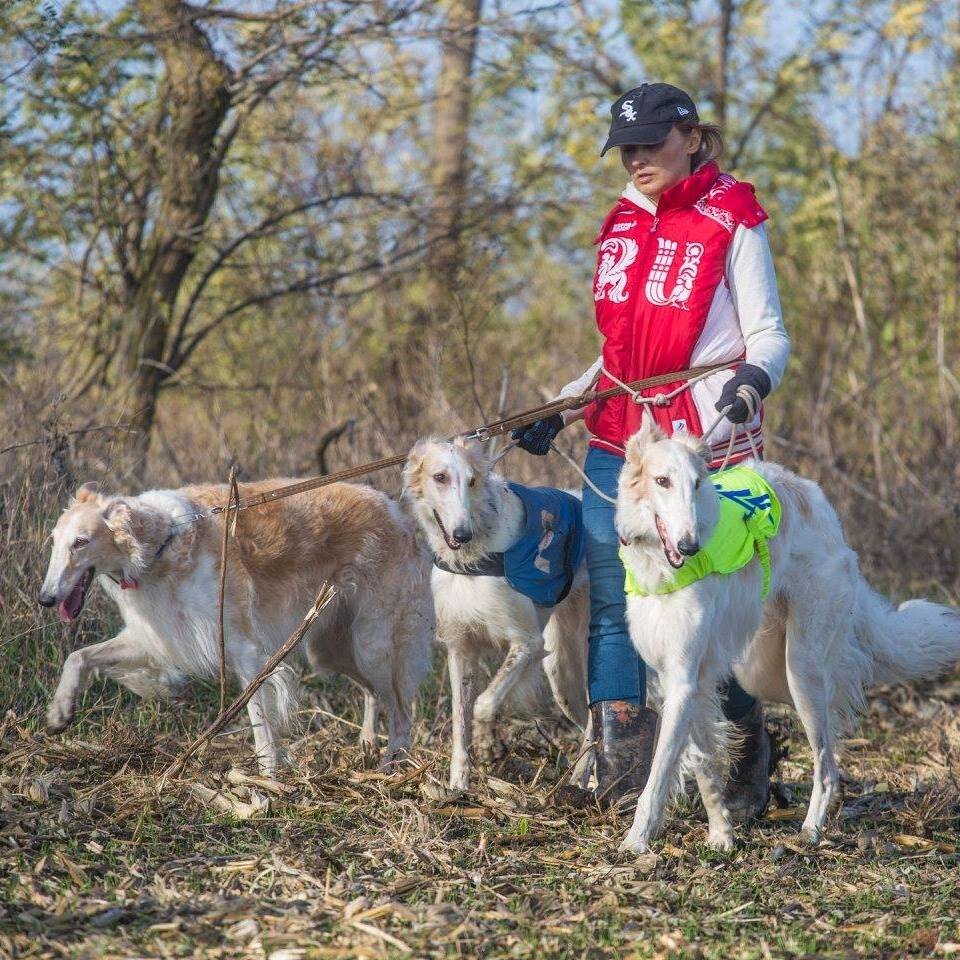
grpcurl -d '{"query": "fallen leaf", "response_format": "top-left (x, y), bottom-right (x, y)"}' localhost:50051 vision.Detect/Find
top-left (891, 833), bottom-right (956, 853)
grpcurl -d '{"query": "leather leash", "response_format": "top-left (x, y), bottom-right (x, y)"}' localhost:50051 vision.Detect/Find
top-left (173, 361), bottom-right (734, 525)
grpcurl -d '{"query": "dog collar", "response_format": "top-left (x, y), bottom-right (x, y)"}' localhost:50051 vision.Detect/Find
top-left (432, 553), bottom-right (506, 577)
top-left (107, 524), bottom-right (177, 589)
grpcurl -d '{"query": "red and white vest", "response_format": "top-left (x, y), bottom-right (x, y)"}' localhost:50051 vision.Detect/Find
top-left (586, 162), bottom-right (768, 467)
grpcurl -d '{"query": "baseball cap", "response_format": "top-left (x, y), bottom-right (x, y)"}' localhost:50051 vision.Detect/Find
top-left (601, 83), bottom-right (699, 156)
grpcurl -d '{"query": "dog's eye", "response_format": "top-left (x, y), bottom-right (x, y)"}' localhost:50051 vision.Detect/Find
top-left (432, 472), bottom-right (448, 485)
top-left (72, 537), bottom-right (89, 550)
top-left (655, 476), bottom-right (671, 489)
top-left (468, 477), bottom-right (476, 488)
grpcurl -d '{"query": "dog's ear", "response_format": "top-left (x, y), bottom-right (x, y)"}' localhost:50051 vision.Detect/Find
top-left (454, 434), bottom-right (492, 473)
top-left (671, 429), bottom-right (710, 462)
top-left (102, 499), bottom-right (166, 572)
top-left (74, 481), bottom-right (102, 504)
top-left (624, 413), bottom-right (665, 465)
top-left (453, 434), bottom-right (483, 456)
top-left (401, 440), bottom-right (430, 499)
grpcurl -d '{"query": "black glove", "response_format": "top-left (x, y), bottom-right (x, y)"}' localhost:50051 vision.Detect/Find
top-left (715, 364), bottom-right (771, 424)
top-left (512, 413), bottom-right (564, 456)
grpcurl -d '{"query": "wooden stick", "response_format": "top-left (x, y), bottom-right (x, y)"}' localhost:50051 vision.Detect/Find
top-left (216, 465), bottom-right (239, 714)
top-left (162, 582), bottom-right (338, 781)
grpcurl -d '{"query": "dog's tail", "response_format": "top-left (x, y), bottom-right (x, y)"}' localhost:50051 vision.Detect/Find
top-left (852, 584), bottom-right (960, 694)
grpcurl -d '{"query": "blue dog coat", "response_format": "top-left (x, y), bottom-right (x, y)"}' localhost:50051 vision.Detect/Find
top-left (433, 483), bottom-right (584, 608)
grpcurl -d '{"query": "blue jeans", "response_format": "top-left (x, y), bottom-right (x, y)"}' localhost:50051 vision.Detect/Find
top-left (582, 446), bottom-right (756, 720)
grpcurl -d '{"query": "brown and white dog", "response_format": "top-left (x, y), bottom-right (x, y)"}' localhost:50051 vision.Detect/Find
top-left (403, 437), bottom-right (592, 792)
top-left (39, 480), bottom-right (434, 774)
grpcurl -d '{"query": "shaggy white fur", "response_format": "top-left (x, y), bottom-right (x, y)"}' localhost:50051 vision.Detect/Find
top-left (403, 437), bottom-right (592, 791)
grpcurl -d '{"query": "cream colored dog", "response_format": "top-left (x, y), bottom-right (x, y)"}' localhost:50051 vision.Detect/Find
top-left (403, 437), bottom-right (592, 792)
top-left (39, 480), bottom-right (434, 774)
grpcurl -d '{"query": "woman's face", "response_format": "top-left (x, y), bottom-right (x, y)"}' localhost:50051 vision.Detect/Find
top-left (620, 126), bottom-right (702, 200)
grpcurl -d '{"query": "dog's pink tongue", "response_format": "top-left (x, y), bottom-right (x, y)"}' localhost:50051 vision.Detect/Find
top-left (58, 580), bottom-right (85, 623)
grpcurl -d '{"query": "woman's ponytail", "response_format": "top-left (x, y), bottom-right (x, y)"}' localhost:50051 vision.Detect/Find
top-left (679, 121), bottom-right (724, 170)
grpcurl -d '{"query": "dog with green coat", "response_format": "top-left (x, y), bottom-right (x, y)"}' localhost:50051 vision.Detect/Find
top-left (615, 415), bottom-right (960, 854)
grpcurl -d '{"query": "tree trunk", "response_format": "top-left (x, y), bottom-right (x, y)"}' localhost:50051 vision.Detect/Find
top-left (429, 0), bottom-right (483, 279)
top-left (120, 0), bottom-right (232, 469)
top-left (716, 0), bottom-right (734, 128)
top-left (392, 0), bottom-right (482, 428)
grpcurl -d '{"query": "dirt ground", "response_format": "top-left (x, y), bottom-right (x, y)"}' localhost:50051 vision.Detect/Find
top-left (1, 662), bottom-right (959, 960)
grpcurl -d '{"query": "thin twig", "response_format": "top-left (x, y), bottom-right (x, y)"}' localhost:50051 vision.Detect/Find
top-left (0, 424), bottom-right (135, 457)
top-left (216, 466), bottom-right (240, 714)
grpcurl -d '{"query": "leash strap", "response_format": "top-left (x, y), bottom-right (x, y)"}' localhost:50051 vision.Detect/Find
top-left (169, 361), bottom-right (735, 526)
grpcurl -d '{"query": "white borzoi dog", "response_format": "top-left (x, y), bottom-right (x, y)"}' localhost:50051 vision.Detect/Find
top-left (39, 480), bottom-right (434, 774)
top-left (403, 437), bottom-right (592, 791)
top-left (615, 417), bottom-right (960, 853)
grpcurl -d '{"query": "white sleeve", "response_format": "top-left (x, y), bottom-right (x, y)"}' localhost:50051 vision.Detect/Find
top-left (554, 356), bottom-right (602, 400)
top-left (725, 222), bottom-right (790, 391)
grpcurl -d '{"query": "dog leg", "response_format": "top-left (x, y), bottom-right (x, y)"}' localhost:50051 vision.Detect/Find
top-left (620, 674), bottom-right (701, 853)
top-left (542, 597), bottom-right (590, 729)
top-left (785, 634), bottom-right (839, 844)
top-left (447, 641), bottom-right (478, 791)
top-left (382, 698), bottom-right (413, 768)
top-left (688, 688), bottom-right (736, 851)
top-left (473, 632), bottom-right (541, 744)
top-left (359, 689), bottom-right (378, 749)
top-left (350, 612), bottom-right (414, 768)
top-left (695, 761), bottom-right (735, 851)
top-left (46, 629), bottom-right (157, 731)
top-left (245, 690), bottom-right (282, 777)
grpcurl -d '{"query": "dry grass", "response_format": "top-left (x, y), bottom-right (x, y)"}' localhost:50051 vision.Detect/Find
top-left (2, 448), bottom-right (960, 959)
top-left (1, 681), bottom-right (959, 960)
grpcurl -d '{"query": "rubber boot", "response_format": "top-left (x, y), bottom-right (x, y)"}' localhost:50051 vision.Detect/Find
top-left (591, 700), bottom-right (659, 808)
top-left (722, 700), bottom-right (773, 823)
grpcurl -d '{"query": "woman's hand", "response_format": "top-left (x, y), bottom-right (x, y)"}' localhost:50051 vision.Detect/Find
top-left (716, 364), bottom-right (771, 423)
top-left (512, 413), bottom-right (564, 456)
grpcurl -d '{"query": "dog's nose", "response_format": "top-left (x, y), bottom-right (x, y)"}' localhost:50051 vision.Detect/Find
top-left (677, 536), bottom-right (699, 556)
top-left (37, 590), bottom-right (57, 608)
top-left (452, 526), bottom-right (473, 544)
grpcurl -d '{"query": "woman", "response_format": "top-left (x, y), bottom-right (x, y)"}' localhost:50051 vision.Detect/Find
top-left (514, 83), bottom-right (790, 819)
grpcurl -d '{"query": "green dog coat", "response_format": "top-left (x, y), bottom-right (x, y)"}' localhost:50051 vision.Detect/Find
top-left (622, 465), bottom-right (782, 599)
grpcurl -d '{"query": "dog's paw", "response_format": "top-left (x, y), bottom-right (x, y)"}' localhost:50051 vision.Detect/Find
top-left (799, 823), bottom-right (822, 846)
top-left (448, 765), bottom-right (471, 793)
top-left (618, 830), bottom-right (653, 854)
top-left (378, 750), bottom-right (409, 773)
top-left (707, 827), bottom-right (735, 853)
top-left (45, 696), bottom-right (74, 733)
top-left (472, 726), bottom-right (504, 764)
